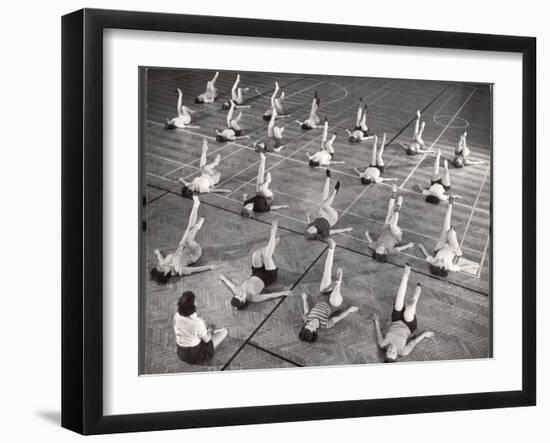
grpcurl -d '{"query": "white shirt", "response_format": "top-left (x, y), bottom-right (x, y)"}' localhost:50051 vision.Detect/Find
top-left (173, 313), bottom-right (208, 347)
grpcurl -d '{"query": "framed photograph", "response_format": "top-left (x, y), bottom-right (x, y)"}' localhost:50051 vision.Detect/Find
top-left (62, 8), bottom-right (536, 435)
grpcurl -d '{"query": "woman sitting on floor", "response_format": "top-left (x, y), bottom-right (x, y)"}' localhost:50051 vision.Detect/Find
top-left (263, 81), bottom-right (287, 121)
top-left (365, 185), bottom-right (414, 262)
top-left (241, 153), bottom-right (290, 217)
top-left (354, 133), bottom-right (397, 185)
top-left (306, 118), bottom-right (345, 167)
top-left (373, 264), bottom-right (435, 362)
top-left (296, 92), bottom-right (321, 130)
top-left (414, 148), bottom-right (460, 204)
top-left (215, 100), bottom-right (251, 142)
top-left (452, 131), bottom-right (486, 168)
top-left (150, 195), bottom-right (217, 283)
top-left (254, 108), bottom-right (286, 153)
top-left (219, 221), bottom-right (293, 310)
top-left (304, 170), bottom-right (353, 240)
top-left (165, 88), bottom-right (199, 130)
top-left (179, 139), bottom-right (232, 197)
top-left (222, 74), bottom-right (250, 109)
top-left (299, 239), bottom-right (359, 342)
top-left (346, 98), bottom-right (373, 143)
top-left (194, 71), bottom-right (219, 104)
top-left (417, 196), bottom-right (480, 277)
top-left (399, 110), bottom-right (433, 155)
top-left (173, 291), bottom-right (228, 365)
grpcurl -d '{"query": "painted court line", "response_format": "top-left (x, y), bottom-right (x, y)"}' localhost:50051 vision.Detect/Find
top-left (226, 80), bottom-right (403, 196)
top-left (399, 88), bottom-right (478, 189)
top-left (460, 164), bottom-right (491, 248)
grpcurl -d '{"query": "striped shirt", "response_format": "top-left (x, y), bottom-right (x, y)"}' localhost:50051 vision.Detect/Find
top-left (305, 301), bottom-right (335, 329)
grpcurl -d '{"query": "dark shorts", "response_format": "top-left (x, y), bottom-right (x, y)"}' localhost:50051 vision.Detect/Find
top-left (391, 307), bottom-right (418, 333)
top-left (370, 164), bottom-right (385, 174)
top-left (194, 97), bottom-right (204, 104)
top-left (244, 195), bottom-right (271, 213)
top-left (354, 126), bottom-right (369, 136)
top-left (406, 147), bottom-right (416, 156)
top-left (251, 266), bottom-right (278, 287)
top-left (233, 128), bottom-right (242, 137)
top-left (177, 341), bottom-right (214, 364)
top-left (431, 178), bottom-right (451, 191)
top-left (309, 159), bottom-right (320, 167)
top-left (302, 123), bottom-right (313, 130)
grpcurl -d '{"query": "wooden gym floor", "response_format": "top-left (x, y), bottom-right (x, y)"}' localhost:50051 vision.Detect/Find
top-left (142, 68), bottom-right (492, 374)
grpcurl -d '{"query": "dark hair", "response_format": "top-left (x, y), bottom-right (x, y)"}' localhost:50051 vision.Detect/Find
top-left (453, 157), bottom-right (464, 168)
top-left (309, 159), bottom-right (320, 167)
top-left (150, 267), bottom-right (171, 284)
top-left (298, 326), bottom-right (318, 342)
top-left (194, 97), bottom-right (202, 104)
top-left (372, 251), bottom-right (387, 263)
top-left (164, 121), bottom-right (176, 130)
top-left (383, 357), bottom-right (397, 363)
top-left (301, 123), bottom-right (311, 130)
top-left (361, 176), bottom-right (373, 185)
top-left (230, 296), bottom-right (249, 310)
top-left (425, 194), bottom-right (441, 205)
top-left (215, 134), bottom-right (226, 143)
top-left (177, 291), bottom-right (196, 317)
top-left (429, 263), bottom-right (449, 277)
top-left (349, 135), bottom-right (358, 144)
top-left (181, 185), bottom-right (194, 199)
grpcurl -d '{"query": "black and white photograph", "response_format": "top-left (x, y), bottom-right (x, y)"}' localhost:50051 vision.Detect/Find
top-left (141, 67), bottom-right (492, 374)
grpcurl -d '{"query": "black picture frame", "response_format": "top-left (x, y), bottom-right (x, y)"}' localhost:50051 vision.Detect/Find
top-left (62, 8), bottom-right (536, 435)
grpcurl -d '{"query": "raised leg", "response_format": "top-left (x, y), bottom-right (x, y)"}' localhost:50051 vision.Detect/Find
top-left (199, 139), bottom-right (208, 168)
top-left (441, 159), bottom-right (451, 188)
top-left (322, 118), bottom-right (328, 145)
top-left (432, 148), bottom-right (441, 181)
top-left (370, 135), bottom-right (378, 165)
top-left (355, 101), bottom-right (363, 127)
top-left (403, 284), bottom-right (421, 322)
top-left (320, 239), bottom-right (336, 292)
top-left (261, 221), bottom-right (279, 270)
top-left (384, 185), bottom-right (397, 224)
top-left (226, 101), bottom-right (236, 128)
top-left (359, 105), bottom-right (368, 131)
top-left (435, 199), bottom-right (454, 249)
top-left (321, 174), bottom-right (331, 202)
top-left (258, 172), bottom-right (272, 197)
top-left (267, 109), bottom-right (276, 138)
top-left (394, 264), bottom-right (411, 312)
top-left (329, 267), bottom-right (343, 308)
top-left (176, 88), bottom-right (184, 118)
top-left (256, 153), bottom-right (266, 192)
top-left (376, 133), bottom-right (386, 167)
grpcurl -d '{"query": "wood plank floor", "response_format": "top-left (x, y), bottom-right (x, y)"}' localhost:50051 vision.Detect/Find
top-left (142, 68), bottom-right (492, 374)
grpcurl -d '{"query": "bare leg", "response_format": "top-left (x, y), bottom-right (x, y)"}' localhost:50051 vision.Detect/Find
top-left (258, 172), bottom-right (272, 197)
top-left (231, 74), bottom-right (240, 101)
top-left (226, 101), bottom-right (236, 128)
top-left (329, 267), bottom-right (343, 308)
top-left (320, 239), bottom-right (336, 292)
top-left (377, 133), bottom-right (386, 167)
top-left (355, 100), bottom-right (363, 127)
top-left (178, 195), bottom-right (200, 248)
top-left (199, 139), bottom-right (208, 168)
top-left (359, 105), bottom-right (368, 131)
top-left (413, 111), bottom-right (420, 137)
top-left (322, 118), bottom-right (328, 146)
top-left (394, 265), bottom-right (411, 311)
top-left (231, 110), bottom-right (243, 131)
top-left (388, 202), bottom-right (402, 238)
top-left (211, 328), bottom-right (228, 348)
top-left (261, 221), bottom-right (279, 270)
top-left (326, 133), bottom-right (336, 154)
top-left (267, 109), bottom-right (276, 138)
top-left (416, 121), bottom-right (426, 147)
top-left (441, 159), bottom-right (451, 188)
top-left (176, 88), bottom-right (184, 118)
top-left (370, 135), bottom-right (378, 165)
top-left (309, 96), bottom-right (318, 120)
top-left (435, 199), bottom-right (453, 249)
top-left (203, 154), bottom-right (221, 176)
top-left (384, 185), bottom-right (397, 224)
top-left (322, 175), bottom-right (331, 201)
top-left (403, 284), bottom-right (421, 322)
top-left (256, 153), bottom-right (266, 192)
top-left (432, 148), bottom-right (441, 181)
